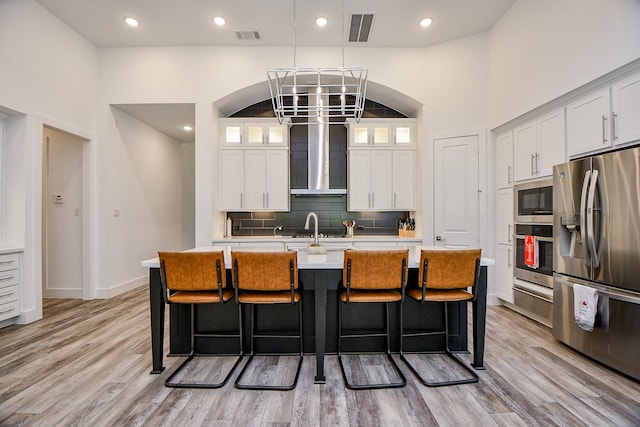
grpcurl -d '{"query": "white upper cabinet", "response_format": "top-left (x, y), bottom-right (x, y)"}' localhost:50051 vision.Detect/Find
top-left (536, 109), bottom-right (566, 176)
top-left (566, 88), bottom-right (611, 157)
top-left (495, 131), bottom-right (513, 189)
top-left (348, 119), bottom-right (415, 148)
top-left (347, 150), bottom-right (373, 210)
top-left (220, 150), bottom-right (245, 210)
top-left (220, 118), bottom-right (288, 147)
top-left (513, 122), bottom-right (537, 182)
top-left (392, 150), bottom-right (416, 210)
top-left (220, 149), bottom-right (289, 211)
top-left (514, 108), bottom-right (565, 181)
top-left (611, 71), bottom-right (640, 147)
top-left (348, 150), bottom-right (415, 211)
top-left (567, 70), bottom-right (640, 158)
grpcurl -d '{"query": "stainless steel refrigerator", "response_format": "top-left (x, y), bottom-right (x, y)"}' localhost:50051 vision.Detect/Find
top-left (553, 146), bottom-right (640, 381)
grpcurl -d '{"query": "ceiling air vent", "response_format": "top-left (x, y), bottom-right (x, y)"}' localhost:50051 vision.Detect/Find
top-left (349, 13), bottom-right (374, 43)
top-left (234, 30), bottom-right (261, 40)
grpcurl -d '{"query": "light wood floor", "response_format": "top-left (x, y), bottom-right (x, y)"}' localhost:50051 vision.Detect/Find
top-left (1, 285), bottom-right (639, 426)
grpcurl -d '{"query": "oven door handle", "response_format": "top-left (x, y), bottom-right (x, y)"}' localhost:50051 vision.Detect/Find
top-left (515, 235), bottom-right (553, 243)
top-left (513, 286), bottom-right (553, 303)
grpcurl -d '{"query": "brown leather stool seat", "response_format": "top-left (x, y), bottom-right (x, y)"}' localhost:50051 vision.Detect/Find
top-left (338, 249), bottom-right (408, 389)
top-left (231, 250), bottom-right (303, 390)
top-left (158, 251), bottom-right (243, 388)
top-left (400, 249), bottom-right (481, 387)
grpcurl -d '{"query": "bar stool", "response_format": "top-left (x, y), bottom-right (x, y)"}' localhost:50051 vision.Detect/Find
top-left (400, 249), bottom-right (481, 387)
top-left (158, 251), bottom-right (243, 388)
top-left (338, 249), bottom-right (408, 389)
top-left (231, 250), bottom-right (303, 390)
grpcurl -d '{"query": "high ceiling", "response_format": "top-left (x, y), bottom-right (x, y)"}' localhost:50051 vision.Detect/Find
top-left (36, 0), bottom-right (514, 48)
top-left (34, 0), bottom-right (515, 143)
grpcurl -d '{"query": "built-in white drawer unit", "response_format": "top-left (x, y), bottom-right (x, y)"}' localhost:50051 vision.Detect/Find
top-left (0, 252), bottom-right (20, 322)
top-left (0, 252), bottom-right (20, 272)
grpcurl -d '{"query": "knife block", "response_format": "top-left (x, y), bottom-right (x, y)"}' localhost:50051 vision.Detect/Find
top-left (399, 224), bottom-right (415, 238)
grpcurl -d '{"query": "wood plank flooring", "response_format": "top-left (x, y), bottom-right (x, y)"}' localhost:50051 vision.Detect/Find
top-left (0, 285), bottom-right (639, 426)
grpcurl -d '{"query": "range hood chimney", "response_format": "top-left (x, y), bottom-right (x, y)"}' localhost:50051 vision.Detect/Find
top-left (290, 92), bottom-right (347, 195)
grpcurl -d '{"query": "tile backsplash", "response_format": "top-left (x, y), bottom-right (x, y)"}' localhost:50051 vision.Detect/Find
top-left (227, 197), bottom-right (408, 237)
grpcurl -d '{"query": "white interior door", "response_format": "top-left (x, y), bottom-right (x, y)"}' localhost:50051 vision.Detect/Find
top-left (433, 134), bottom-right (479, 248)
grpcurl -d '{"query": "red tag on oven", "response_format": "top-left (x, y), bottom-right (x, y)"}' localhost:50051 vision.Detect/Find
top-left (524, 235), bottom-right (538, 268)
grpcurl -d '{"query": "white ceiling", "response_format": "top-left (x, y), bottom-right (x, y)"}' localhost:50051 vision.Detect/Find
top-left (36, 0), bottom-right (514, 48)
top-left (112, 104), bottom-right (196, 144)
top-left (35, 0), bottom-right (514, 143)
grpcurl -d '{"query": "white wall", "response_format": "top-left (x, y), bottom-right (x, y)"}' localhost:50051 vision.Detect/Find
top-left (181, 142), bottom-right (196, 249)
top-left (0, 0), bottom-right (97, 128)
top-left (102, 107), bottom-right (184, 297)
top-left (0, 0), bottom-right (97, 322)
top-left (488, 0), bottom-right (640, 128)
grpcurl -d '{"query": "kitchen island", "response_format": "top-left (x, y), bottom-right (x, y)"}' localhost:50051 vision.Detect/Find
top-left (142, 246), bottom-right (493, 383)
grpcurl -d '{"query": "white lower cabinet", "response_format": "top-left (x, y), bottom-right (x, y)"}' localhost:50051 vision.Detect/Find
top-left (0, 252), bottom-right (20, 323)
top-left (495, 244), bottom-right (514, 304)
top-left (496, 188), bottom-right (513, 246)
top-left (220, 149), bottom-right (289, 211)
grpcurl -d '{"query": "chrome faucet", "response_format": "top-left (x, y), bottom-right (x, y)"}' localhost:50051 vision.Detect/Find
top-left (304, 212), bottom-right (319, 246)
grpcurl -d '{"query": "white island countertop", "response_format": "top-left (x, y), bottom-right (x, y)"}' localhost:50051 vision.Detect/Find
top-left (142, 246), bottom-right (494, 270)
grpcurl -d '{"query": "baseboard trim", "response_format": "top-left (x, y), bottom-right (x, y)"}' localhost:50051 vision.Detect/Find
top-left (42, 289), bottom-right (83, 299)
top-left (16, 308), bottom-right (42, 325)
top-left (95, 276), bottom-right (147, 299)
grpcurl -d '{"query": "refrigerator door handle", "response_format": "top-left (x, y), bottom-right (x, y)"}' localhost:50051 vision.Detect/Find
top-left (556, 275), bottom-right (640, 305)
top-left (580, 170), bottom-right (591, 264)
top-left (586, 169), bottom-right (600, 268)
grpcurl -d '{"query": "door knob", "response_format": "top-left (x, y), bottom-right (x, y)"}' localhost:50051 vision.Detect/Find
top-left (436, 236), bottom-right (443, 241)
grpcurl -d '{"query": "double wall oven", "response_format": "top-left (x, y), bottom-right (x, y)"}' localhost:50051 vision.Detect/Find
top-left (512, 179), bottom-right (554, 326)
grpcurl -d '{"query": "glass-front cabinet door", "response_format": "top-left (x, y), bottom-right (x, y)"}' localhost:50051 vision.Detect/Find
top-left (393, 124), bottom-right (413, 145)
top-left (245, 124), bottom-right (285, 145)
top-left (223, 124), bottom-right (242, 145)
top-left (350, 124), bottom-right (390, 146)
top-left (348, 119), bottom-right (415, 148)
top-left (220, 119), bottom-right (288, 147)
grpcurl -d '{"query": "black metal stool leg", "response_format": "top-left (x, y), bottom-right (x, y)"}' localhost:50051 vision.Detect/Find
top-left (166, 303), bottom-right (243, 389)
top-left (400, 301), bottom-right (478, 387)
top-left (234, 303), bottom-right (304, 391)
top-left (338, 301), bottom-right (406, 390)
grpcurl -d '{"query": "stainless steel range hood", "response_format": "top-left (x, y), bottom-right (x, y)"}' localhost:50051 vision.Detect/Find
top-left (290, 92), bottom-right (347, 196)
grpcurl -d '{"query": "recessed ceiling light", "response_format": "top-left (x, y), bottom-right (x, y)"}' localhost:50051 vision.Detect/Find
top-left (124, 17), bottom-right (139, 27)
top-left (315, 17), bottom-right (328, 27)
top-left (212, 16), bottom-right (226, 26)
top-left (182, 125), bottom-right (193, 131)
top-left (419, 18), bottom-right (433, 28)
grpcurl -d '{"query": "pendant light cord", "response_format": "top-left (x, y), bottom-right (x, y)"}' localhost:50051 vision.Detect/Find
top-left (342, 0), bottom-right (345, 67)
